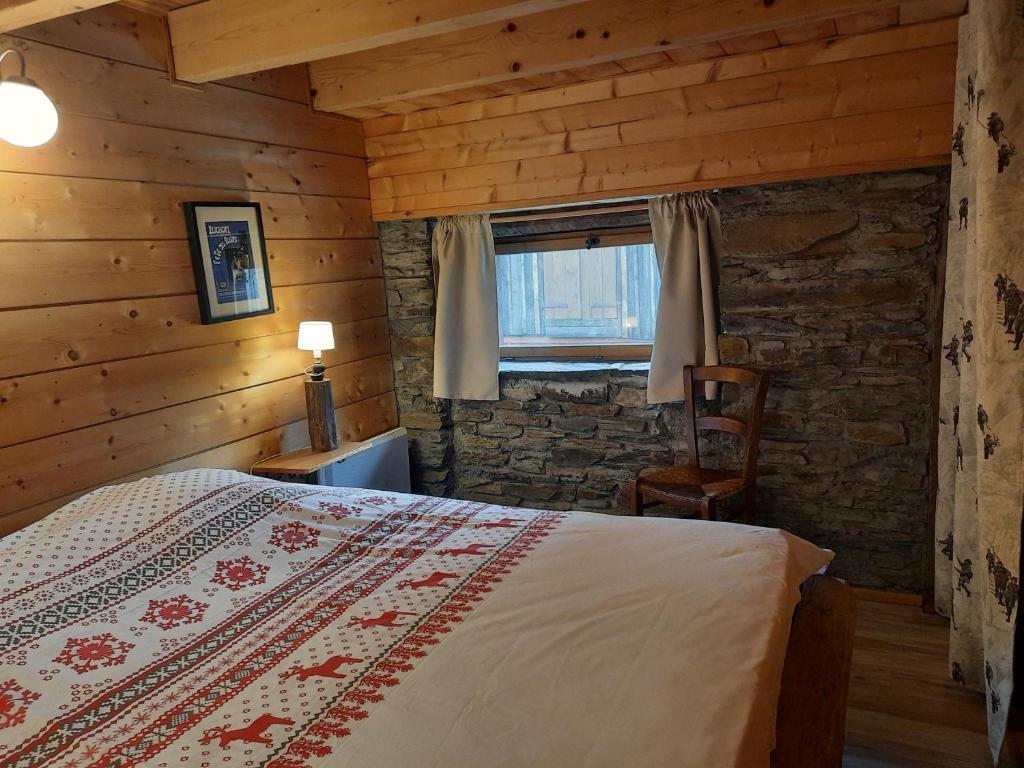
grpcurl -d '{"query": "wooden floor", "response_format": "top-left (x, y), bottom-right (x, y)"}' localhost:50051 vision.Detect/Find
top-left (843, 597), bottom-right (992, 767)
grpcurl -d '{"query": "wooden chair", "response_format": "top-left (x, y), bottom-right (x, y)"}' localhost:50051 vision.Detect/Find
top-left (630, 365), bottom-right (769, 522)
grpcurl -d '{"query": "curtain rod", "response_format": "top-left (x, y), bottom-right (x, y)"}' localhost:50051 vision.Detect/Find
top-left (489, 201), bottom-right (650, 223)
top-left (488, 189), bottom-right (720, 223)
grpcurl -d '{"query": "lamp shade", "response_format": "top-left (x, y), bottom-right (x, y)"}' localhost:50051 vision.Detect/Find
top-left (297, 321), bottom-right (335, 352)
top-left (0, 79), bottom-right (58, 147)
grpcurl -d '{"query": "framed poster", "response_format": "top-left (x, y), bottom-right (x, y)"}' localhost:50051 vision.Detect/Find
top-left (183, 202), bottom-right (275, 324)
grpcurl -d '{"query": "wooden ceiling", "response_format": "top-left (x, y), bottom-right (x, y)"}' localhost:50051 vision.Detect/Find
top-left (0, 1), bottom-right (966, 122)
top-left (363, 18), bottom-right (957, 220)
top-left (120, 0), bottom-right (198, 11)
top-left (309, 0), bottom-right (965, 119)
top-left (328, 2), bottom-right (964, 119)
top-left (0, 0), bottom-right (965, 220)
top-left (104, 0), bottom-right (964, 120)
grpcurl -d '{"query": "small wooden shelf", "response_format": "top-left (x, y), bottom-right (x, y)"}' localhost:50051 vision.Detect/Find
top-left (252, 427), bottom-right (405, 477)
top-left (253, 442), bottom-right (371, 476)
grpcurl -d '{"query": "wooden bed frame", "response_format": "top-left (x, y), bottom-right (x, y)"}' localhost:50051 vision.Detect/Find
top-left (772, 574), bottom-right (857, 767)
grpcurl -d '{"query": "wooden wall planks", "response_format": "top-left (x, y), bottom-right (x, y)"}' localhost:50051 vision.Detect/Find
top-left (0, 239), bottom-right (380, 307)
top-left (0, 112), bottom-right (370, 197)
top-left (0, 33), bottom-right (359, 154)
top-left (16, 4), bottom-right (312, 104)
top-left (0, 174), bottom-right (374, 240)
top-left (0, 5), bottom-right (396, 532)
top-left (0, 393), bottom-right (398, 539)
top-left (364, 20), bottom-right (957, 220)
top-left (0, 280), bottom-right (386, 379)
top-left (0, 355), bottom-right (395, 512)
top-left (0, 318), bottom-right (391, 448)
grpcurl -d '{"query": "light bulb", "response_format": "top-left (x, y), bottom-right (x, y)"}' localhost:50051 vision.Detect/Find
top-left (0, 79), bottom-right (58, 147)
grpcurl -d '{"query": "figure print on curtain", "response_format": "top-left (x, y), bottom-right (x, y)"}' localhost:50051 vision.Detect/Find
top-left (934, 5), bottom-right (1024, 760)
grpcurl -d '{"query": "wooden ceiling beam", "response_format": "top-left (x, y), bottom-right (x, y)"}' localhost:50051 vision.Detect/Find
top-left (309, 0), bottom-right (912, 114)
top-left (168, 0), bottom-right (593, 83)
top-left (0, 0), bottom-right (117, 32)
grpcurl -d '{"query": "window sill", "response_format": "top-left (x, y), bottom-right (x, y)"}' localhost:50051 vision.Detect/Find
top-left (499, 345), bottom-right (652, 361)
top-left (499, 360), bottom-right (650, 374)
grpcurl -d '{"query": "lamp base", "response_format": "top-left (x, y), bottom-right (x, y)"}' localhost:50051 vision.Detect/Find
top-left (304, 379), bottom-right (339, 452)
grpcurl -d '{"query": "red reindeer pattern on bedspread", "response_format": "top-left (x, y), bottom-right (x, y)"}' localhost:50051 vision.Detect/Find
top-left (0, 470), bottom-right (563, 768)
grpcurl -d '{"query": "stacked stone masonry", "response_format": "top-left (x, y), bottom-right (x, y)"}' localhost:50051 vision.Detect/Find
top-left (379, 168), bottom-right (949, 591)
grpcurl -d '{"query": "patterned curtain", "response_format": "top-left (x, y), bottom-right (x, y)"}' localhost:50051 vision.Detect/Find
top-left (935, 4), bottom-right (1024, 760)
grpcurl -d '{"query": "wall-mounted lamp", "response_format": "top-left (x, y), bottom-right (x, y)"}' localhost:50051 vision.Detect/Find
top-left (0, 49), bottom-right (58, 147)
top-left (298, 321), bottom-right (339, 452)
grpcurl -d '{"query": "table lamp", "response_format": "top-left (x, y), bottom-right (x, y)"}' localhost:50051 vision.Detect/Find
top-left (298, 321), bottom-right (338, 452)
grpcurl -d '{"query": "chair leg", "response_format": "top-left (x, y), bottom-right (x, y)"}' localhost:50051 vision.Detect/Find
top-left (700, 497), bottom-right (716, 521)
top-left (630, 480), bottom-right (645, 517)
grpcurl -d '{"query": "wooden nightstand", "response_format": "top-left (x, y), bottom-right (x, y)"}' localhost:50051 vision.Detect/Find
top-left (252, 427), bottom-right (410, 492)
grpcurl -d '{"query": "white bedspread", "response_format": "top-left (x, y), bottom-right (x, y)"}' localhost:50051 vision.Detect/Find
top-left (0, 469), bottom-right (831, 768)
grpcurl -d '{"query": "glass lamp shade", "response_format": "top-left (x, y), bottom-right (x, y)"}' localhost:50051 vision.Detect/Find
top-left (0, 78), bottom-right (58, 147)
top-left (297, 321), bottom-right (335, 353)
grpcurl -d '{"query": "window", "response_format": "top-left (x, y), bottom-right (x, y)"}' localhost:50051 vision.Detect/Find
top-left (496, 228), bottom-right (659, 360)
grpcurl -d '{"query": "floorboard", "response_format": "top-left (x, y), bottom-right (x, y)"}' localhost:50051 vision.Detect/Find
top-left (843, 599), bottom-right (991, 767)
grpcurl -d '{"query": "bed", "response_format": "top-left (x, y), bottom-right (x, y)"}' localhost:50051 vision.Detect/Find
top-left (0, 469), bottom-right (850, 768)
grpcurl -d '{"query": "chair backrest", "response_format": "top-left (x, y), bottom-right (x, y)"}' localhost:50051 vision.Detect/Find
top-left (682, 365), bottom-right (770, 481)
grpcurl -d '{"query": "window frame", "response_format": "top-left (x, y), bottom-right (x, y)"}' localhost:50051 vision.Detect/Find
top-left (494, 226), bottom-right (656, 362)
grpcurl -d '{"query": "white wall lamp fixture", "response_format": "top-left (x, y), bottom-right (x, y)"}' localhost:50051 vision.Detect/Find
top-left (0, 49), bottom-right (58, 147)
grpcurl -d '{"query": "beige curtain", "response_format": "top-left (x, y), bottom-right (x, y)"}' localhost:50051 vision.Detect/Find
top-left (647, 192), bottom-right (722, 403)
top-left (935, 6), bottom-right (1024, 761)
top-left (432, 214), bottom-right (499, 400)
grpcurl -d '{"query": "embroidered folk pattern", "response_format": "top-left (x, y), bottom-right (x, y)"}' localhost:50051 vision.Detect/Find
top-left (396, 571), bottom-right (459, 590)
top-left (4, 501), bottom-right (434, 768)
top-left (140, 594), bottom-right (210, 631)
top-left (436, 543), bottom-right (493, 556)
top-left (0, 471), bottom-right (563, 768)
top-left (318, 495), bottom-right (397, 520)
top-left (0, 680), bottom-right (39, 730)
top-left (0, 482), bottom-right (245, 616)
top-left (265, 512), bottom-right (565, 768)
top-left (211, 555), bottom-right (271, 591)
top-left (269, 521), bottom-right (321, 553)
top-left (318, 501), bottom-right (358, 520)
top-left (92, 502), bottom-right (474, 767)
top-left (201, 714), bottom-right (295, 749)
top-left (54, 633), bottom-right (135, 674)
top-left (477, 517), bottom-right (525, 529)
top-left (0, 484), bottom-right (316, 655)
top-left (358, 496), bottom-right (397, 506)
top-left (279, 655), bottom-right (363, 682)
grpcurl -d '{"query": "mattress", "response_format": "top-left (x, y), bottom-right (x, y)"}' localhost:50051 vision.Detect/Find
top-left (0, 469), bottom-right (831, 767)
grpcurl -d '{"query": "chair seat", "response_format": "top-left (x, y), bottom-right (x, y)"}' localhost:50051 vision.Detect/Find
top-left (636, 465), bottom-right (747, 505)
top-left (630, 365), bottom-right (768, 521)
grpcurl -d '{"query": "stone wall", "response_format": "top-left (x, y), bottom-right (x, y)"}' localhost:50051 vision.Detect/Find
top-left (379, 168), bottom-right (949, 591)
top-left (379, 221), bottom-right (455, 498)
